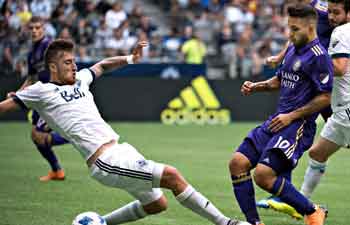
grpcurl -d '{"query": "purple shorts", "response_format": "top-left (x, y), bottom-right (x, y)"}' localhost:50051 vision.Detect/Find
top-left (237, 117), bottom-right (316, 173)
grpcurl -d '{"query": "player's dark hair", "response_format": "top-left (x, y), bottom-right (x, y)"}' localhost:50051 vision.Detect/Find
top-left (287, 3), bottom-right (318, 21)
top-left (29, 16), bottom-right (44, 24)
top-left (45, 39), bottom-right (75, 69)
top-left (328, 0), bottom-right (350, 13)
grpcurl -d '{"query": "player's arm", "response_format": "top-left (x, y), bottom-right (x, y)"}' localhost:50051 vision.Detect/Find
top-left (332, 57), bottom-right (349, 77)
top-left (329, 26), bottom-right (350, 77)
top-left (265, 41), bottom-right (290, 68)
top-left (269, 92), bottom-right (331, 132)
top-left (6, 74), bottom-right (35, 98)
top-left (90, 41), bottom-right (147, 78)
top-left (241, 76), bottom-right (280, 96)
top-left (0, 98), bottom-right (21, 115)
top-left (288, 92), bottom-right (331, 120)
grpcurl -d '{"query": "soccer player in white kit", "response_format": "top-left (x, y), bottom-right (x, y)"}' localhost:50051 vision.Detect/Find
top-left (300, 20), bottom-right (350, 198)
top-left (0, 39), bottom-right (249, 225)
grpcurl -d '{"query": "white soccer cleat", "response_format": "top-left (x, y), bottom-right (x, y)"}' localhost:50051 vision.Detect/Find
top-left (227, 219), bottom-right (252, 225)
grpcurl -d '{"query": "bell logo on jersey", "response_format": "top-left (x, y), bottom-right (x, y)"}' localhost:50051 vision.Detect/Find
top-left (161, 76), bottom-right (231, 125)
top-left (60, 87), bottom-right (86, 102)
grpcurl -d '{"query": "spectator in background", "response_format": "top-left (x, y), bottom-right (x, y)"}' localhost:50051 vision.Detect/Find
top-left (231, 25), bottom-right (255, 78)
top-left (72, 18), bottom-right (94, 45)
top-left (193, 10), bottom-right (216, 45)
top-left (225, 0), bottom-right (254, 34)
top-left (128, 3), bottom-right (144, 29)
top-left (105, 2), bottom-right (127, 31)
top-left (181, 31), bottom-right (206, 64)
top-left (1, 19), bottom-right (18, 74)
top-left (94, 18), bottom-right (112, 57)
top-left (58, 26), bottom-right (72, 40)
top-left (76, 45), bottom-right (92, 63)
top-left (16, 1), bottom-right (32, 26)
top-left (162, 26), bottom-right (182, 62)
top-left (137, 15), bottom-right (157, 38)
top-left (30, 0), bottom-right (53, 20)
top-left (106, 26), bottom-right (137, 57)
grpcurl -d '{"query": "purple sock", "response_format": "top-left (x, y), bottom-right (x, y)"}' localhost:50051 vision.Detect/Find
top-left (51, 132), bottom-right (69, 146)
top-left (231, 173), bottom-right (260, 224)
top-left (35, 143), bottom-right (61, 171)
top-left (272, 176), bottom-right (315, 215)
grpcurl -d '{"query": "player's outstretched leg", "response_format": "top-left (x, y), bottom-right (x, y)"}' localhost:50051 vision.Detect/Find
top-left (103, 165), bottom-right (250, 225)
top-left (160, 165), bottom-right (250, 225)
top-left (31, 127), bottom-right (65, 181)
top-left (254, 162), bottom-right (327, 225)
top-left (301, 137), bottom-right (339, 198)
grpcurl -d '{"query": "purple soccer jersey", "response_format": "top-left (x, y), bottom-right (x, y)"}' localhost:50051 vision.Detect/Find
top-left (28, 36), bottom-right (51, 83)
top-left (311, 0), bottom-right (334, 48)
top-left (275, 38), bottom-right (333, 122)
top-left (237, 39), bottom-right (333, 170)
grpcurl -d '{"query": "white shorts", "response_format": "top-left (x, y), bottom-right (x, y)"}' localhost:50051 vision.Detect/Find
top-left (89, 142), bottom-right (165, 205)
top-left (320, 111), bottom-right (350, 147)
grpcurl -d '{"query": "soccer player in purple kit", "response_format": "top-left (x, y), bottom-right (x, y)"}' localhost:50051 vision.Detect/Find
top-left (228, 4), bottom-right (332, 225)
top-left (257, 0), bottom-right (350, 219)
top-left (6, 16), bottom-right (69, 181)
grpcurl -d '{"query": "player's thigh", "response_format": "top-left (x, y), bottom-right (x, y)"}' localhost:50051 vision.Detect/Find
top-left (128, 188), bottom-right (165, 206)
top-left (258, 149), bottom-right (293, 176)
top-left (309, 137), bottom-right (340, 162)
top-left (312, 120), bottom-right (343, 161)
top-left (89, 142), bottom-right (165, 196)
top-left (31, 126), bottom-right (50, 146)
top-left (235, 126), bottom-right (270, 168)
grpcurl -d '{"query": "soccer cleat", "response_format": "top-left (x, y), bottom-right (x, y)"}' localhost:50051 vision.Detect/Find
top-left (304, 205), bottom-right (328, 225)
top-left (256, 195), bottom-right (274, 209)
top-left (267, 197), bottom-right (303, 220)
top-left (39, 169), bottom-right (65, 181)
top-left (226, 219), bottom-right (252, 225)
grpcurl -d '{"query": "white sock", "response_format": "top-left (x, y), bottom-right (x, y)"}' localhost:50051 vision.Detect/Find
top-left (176, 185), bottom-right (230, 225)
top-left (103, 200), bottom-right (147, 225)
top-left (300, 158), bottom-right (327, 198)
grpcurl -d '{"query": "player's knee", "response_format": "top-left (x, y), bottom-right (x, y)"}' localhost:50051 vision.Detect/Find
top-left (253, 165), bottom-right (275, 191)
top-left (143, 195), bottom-right (168, 214)
top-left (308, 147), bottom-right (327, 162)
top-left (160, 166), bottom-right (182, 189)
top-left (31, 128), bottom-right (51, 147)
top-left (229, 153), bottom-right (251, 175)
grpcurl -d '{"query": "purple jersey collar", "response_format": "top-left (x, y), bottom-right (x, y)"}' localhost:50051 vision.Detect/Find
top-left (295, 38), bottom-right (320, 55)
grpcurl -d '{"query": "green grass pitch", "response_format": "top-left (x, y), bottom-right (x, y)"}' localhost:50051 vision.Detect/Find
top-left (0, 122), bottom-right (349, 225)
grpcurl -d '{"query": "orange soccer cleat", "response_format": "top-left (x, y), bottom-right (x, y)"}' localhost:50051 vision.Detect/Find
top-left (39, 169), bottom-right (65, 182)
top-left (304, 205), bottom-right (328, 225)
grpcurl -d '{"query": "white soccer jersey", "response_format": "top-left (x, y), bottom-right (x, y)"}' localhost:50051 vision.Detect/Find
top-left (328, 23), bottom-right (350, 113)
top-left (14, 68), bottom-right (119, 160)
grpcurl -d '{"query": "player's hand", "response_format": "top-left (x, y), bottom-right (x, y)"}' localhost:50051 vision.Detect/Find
top-left (268, 113), bottom-right (293, 132)
top-left (241, 81), bottom-right (255, 96)
top-left (265, 55), bottom-right (281, 68)
top-left (6, 92), bottom-right (16, 99)
top-left (131, 41), bottom-right (148, 63)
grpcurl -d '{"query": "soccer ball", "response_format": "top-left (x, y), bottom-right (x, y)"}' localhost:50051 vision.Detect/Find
top-left (72, 212), bottom-right (107, 225)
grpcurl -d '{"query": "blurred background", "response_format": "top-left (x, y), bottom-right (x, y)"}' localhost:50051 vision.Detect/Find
top-left (0, 0), bottom-right (292, 123)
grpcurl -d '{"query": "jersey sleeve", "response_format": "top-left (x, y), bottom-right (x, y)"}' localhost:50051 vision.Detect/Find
top-left (328, 26), bottom-right (350, 58)
top-left (75, 68), bottom-right (96, 86)
top-left (309, 54), bottom-right (333, 93)
top-left (14, 82), bottom-right (42, 110)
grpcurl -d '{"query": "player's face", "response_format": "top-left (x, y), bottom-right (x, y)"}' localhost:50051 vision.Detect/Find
top-left (288, 17), bottom-right (310, 48)
top-left (56, 51), bottom-right (77, 85)
top-left (29, 22), bottom-right (44, 42)
top-left (328, 3), bottom-right (347, 27)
